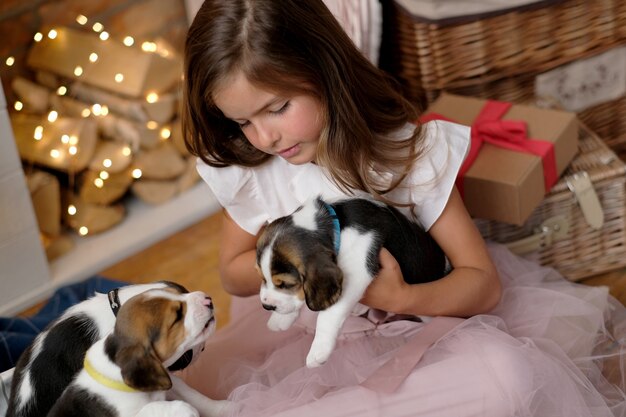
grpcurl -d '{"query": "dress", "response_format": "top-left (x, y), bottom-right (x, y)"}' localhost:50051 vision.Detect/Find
top-left (181, 121), bottom-right (626, 416)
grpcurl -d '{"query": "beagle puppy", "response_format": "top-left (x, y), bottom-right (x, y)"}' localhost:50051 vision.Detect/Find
top-left (47, 287), bottom-right (228, 417)
top-left (256, 197), bottom-right (449, 368)
top-left (7, 282), bottom-right (219, 417)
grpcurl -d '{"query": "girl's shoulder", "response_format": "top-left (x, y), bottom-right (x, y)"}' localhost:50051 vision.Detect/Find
top-left (196, 160), bottom-right (255, 205)
top-left (389, 120), bottom-right (470, 229)
top-left (420, 120), bottom-right (470, 159)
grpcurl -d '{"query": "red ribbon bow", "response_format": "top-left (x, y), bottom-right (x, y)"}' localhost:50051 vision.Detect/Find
top-left (420, 100), bottom-right (558, 197)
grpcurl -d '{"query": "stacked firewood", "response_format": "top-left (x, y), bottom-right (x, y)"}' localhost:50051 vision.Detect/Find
top-left (10, 25), bottom-right (199, 259)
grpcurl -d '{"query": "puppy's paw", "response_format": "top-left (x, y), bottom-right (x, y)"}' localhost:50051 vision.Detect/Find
top-left (351, 303), bottom-right (369, 316)
top-left (306, 340), bottom-right (334, 368)
top-left (136, 400), bottom-right (199, 417)
top-left (214, 399), bottom-right (235, 417)
top-left (168, 401), bottom-right (200, 417)
top-left (267, 311), bottom-right (298, 331)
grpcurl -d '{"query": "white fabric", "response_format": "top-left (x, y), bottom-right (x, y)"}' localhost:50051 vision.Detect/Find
top-left (196, 120), bottom-right (469, 233)
top-left (322, 0), bottom-right (383, 65)
top-left (395, 0), bottom-right (546, 21)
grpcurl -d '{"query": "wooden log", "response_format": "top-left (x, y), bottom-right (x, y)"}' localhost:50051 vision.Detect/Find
top-left (132, 142), bottom-right (186, 180)
top-left (62, 193), bottom-right (125, 235)
top-left (12, 77), bottom-right (50, 113)
top-left (26, 170), bottom-right (61, 236)
top-left (79, 167), bottom-right (134, 205)
top-left (27, 26), bottom-right (182, 99)
top-left (12, 114), bottom-right (98, 173)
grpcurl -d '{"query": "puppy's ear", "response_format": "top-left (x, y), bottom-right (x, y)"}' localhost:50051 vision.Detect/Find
top-left (303, 250), bottom-right (343, 311)
top-left (112, 338), bottom-right (172, 392)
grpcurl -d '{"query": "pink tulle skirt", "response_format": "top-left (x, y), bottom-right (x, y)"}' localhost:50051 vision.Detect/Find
top-left (181, 243), bottom-right (626, 416)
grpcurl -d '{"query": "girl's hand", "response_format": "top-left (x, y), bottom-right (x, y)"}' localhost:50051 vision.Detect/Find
top-left (360, 248), bottom-right (410, 313)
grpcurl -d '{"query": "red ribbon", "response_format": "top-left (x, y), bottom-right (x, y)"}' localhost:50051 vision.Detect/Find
top-left (420, 100), bottom-right (558, 197)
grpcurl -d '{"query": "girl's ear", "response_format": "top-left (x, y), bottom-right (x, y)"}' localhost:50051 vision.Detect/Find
top-left (303, 250), bottom-right (343, 311)
top-left (115, 341), bottom-right (172, 392)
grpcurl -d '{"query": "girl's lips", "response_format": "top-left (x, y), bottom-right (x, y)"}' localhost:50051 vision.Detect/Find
top-left (278, 144), bottom-right (300, 158)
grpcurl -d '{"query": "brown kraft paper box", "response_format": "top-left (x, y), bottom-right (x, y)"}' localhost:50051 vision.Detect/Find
top-left (424, 93), bottom-right (578, 225)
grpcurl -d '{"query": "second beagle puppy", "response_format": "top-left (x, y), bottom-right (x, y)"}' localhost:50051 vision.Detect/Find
top-left (48, 287), bottom-right (228, 417)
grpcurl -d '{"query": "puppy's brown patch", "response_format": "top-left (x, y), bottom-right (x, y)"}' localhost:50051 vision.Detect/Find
top-left (273, 234), bottom-right (342, 310)
top-left (106, 289), bottom-right (190, 391)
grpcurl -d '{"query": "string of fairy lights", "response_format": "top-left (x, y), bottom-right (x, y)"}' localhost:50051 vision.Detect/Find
top-left (5, 14), bottom-right (178, 237)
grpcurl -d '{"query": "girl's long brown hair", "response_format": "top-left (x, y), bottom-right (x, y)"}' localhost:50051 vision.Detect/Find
top-left (183, 0), bottom-right (424, 200)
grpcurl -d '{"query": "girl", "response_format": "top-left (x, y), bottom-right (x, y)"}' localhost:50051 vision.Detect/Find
top-left (180, 1), bottom-right (626, 416)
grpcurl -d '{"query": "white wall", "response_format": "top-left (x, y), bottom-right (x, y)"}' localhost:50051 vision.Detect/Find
top-left (0, 80), bottom-right (50, 310)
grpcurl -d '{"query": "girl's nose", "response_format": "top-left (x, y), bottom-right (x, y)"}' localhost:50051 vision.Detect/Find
top-left (255, 122), bottom-right (280, 149)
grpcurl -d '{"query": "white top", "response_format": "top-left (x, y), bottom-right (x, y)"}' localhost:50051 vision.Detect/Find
top-left (197, 120), bottom-right (470, 235)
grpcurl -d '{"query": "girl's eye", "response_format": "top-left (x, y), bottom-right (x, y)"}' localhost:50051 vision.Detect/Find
top-left (238, 120), bottom-right (250, 129)
top-left (270, 101), bottom-right (290, 115)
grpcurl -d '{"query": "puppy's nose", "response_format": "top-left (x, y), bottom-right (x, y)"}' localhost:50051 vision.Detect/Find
top-left (203, 296), bottom-right (213, 308)
top-left (262, 303), bottom-right (276, 311)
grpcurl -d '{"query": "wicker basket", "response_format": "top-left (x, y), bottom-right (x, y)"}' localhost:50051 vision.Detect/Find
top-left (475, 123), bottom-right (626, 281)
top-left (381, 0), bottom-right (626, 144)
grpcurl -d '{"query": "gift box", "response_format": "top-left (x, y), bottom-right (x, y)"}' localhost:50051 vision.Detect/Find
top-left (423, 93), bottom-right (578, 225)
top-left (475, 122), bottom-right (626, 281)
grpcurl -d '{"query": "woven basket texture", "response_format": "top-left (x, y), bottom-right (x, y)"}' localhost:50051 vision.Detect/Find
top-left (382, 0), bottom-right (626, 144)
top-left (475, 123), bottom-right (626, 281)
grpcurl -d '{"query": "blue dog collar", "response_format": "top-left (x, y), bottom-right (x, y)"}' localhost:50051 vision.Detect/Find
top-left (323, 202), bottom-right (341, 254)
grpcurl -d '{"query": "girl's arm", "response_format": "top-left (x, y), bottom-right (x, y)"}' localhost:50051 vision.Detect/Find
top-left (361, 186), bottom-right (501, 317)
top-left (218, 209), bottom-right (262, 296)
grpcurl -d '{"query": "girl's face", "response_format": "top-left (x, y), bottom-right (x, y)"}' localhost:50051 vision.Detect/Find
top-left (213, 71), bottom-right (324, 165)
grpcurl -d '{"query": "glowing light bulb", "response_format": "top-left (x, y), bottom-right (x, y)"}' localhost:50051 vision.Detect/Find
top-left (99, 31), bottom-right (109, 41)
top-left (57, 86), bottom-right (67, 95)
top-left (94, 178), bottom-right (104, 188)
top-left (99, 171), bottom-right (110, 180)
top-left (61, 134), bottom-right (70, 144)
top-left (5, 56), bottom-right (14, 66)
top-left (14, 101), bottom-right (23, 111)
top-left (146, 121), bottom-right (158, 130)
top-left (132, 169), bottom-right (143, 179)
top-left (146, 92), bottom-right (159, 103)
top-left (48, 29), bottom-right (58, 39)
top-left (34, 32), bottom-right (43, 42)
top-left (160, 127), bottom-right (171, 139)
top-left (81, 108), bottom-right (91, 118)
top-left (47, 111), bottom-right (58, 122)
top-left (92, 22), bottom-right (103, 32)
top-left (114, 73), bottom-right (124, 83)
top-left (69, 135), bottom-right (79, 146)
top-left (34, 126), bottom-right (43, 140)
top-left (103, 159), bottom-right (112, 168)
top-left (50, 149), bottom-right (61, 159)
top-left (91, 103), bottom-right (102, 116)
top-left (76, 15), bottom-right (88, 25)
top-left (68, 205), bottom-right (77, 215)
top-left (89, 53), bottom-right (98, 62)
top-left (123, 36), bottom-right (134, 46)
top-left (79, 226), bottom-right (89, 236)
top-left (69, 146), bottom-right (78, 155)
top-left (74, 66), bottom-right (83, 76)
top-left (141, 42), bottom-right (157, 52)
top-left (122, 146), bottom-right (132, 156)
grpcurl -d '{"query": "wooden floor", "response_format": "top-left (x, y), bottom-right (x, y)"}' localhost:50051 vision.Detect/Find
top-left (95, 211), bottom-right (626, 330)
